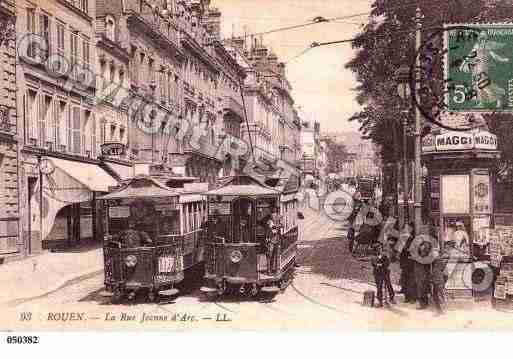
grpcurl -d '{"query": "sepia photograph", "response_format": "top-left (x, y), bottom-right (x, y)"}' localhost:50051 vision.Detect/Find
top-left (1, 0), bottom-right (513, 345)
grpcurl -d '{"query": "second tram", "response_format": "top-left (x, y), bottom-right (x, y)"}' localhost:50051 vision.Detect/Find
top-left (200, 175), bottom-right (300, 297)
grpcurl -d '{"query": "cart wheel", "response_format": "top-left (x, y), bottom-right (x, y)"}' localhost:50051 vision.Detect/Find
top-left (147, 290), bottom-right (158, 303)
top-left (127, 291), bottom-right (136, 301)
top-left (112, 289), bottom-right (123, 304)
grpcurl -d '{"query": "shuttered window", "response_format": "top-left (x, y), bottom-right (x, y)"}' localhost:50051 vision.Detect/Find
top-left (71, 106), bottom-right (81, 154)
top-left (58, 100), bottom-right (67, 150)
top-left (91, 114), bottom-right (96, 158)
top-left (37, 95), bottom-right (45, 147)
top-left (39, 13), bottom-right (51, 59)
top-left (26, 9), bottom-right (37, 59)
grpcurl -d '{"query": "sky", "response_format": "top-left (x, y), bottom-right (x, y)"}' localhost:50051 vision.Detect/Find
top-left (211, 0), bottom-right (374, 133)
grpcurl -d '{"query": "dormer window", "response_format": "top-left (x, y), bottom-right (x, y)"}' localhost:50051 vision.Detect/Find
top-left (105, 15), bottom-right (115, 41)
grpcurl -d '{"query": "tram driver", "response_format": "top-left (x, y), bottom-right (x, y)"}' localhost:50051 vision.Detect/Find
top-left (120, 216), bottom-right (153, 247)
top-left (265, 206), bottom-right (283, 275)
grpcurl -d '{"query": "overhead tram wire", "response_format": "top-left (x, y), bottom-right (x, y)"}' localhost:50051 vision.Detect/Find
top-left (219, 0), bottom-right (452, 43)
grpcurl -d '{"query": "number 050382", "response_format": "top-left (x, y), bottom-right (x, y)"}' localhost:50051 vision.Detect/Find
top-left (6, 336), bottom-right (40, 344)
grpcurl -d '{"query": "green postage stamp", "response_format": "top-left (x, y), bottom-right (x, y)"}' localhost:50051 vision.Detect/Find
top-left (446, 24), bottom-right (513, 112)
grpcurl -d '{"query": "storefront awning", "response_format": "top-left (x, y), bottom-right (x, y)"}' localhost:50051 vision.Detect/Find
top-left (49, 157), bottom-right (119, 192)
top-left (104, 162), bottom-right (133, 181)
top-left (32, 157), bottom-right (119, 241)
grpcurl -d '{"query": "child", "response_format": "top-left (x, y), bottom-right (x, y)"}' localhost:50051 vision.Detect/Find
top-left (371, 242), bottom-right (395, 307)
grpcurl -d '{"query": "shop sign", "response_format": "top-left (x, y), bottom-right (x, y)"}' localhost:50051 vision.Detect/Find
top-left (473, 175), bottom-right (491, 214)
top-left (474, 132), bottom-right (498, 150)
top-left (435, 131), bottom-right (474, 151)
top-left (422, 131), bottom-right (498, 153)
top-left (101, 142), bottom-right (126, 156)
top-left (421, 135), bottom-right (436, 153)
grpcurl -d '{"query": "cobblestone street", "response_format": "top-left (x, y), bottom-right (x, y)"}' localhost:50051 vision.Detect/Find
top-left (1, 208), bottom-right (510, 331)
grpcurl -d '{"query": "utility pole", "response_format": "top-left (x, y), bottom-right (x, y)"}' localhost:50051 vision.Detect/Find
top-left (402, 114), bottom-right (409, 228)
top-left (414, 7), bottom-right (423, 234)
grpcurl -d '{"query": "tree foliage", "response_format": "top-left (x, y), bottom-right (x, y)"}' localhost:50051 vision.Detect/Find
top-left (345, 0), bottom-right (513, 175)
top-left (324, 138), bottom-right (349, 174)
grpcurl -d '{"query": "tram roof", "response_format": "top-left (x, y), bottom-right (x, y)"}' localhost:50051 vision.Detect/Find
top-left (205, 184), bottom-right (279, 197)
top-left (206, 175), bottom-right (280, 197)
top-left (99, 175), bottom-right (180, 200)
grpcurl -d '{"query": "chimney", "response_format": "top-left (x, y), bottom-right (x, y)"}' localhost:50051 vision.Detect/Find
top-left (277, 62), bottom-right (286, 77)
top-left (204, 7), bottom-right (221, 40)
top-left (231, 36), bottom-right (245, 54)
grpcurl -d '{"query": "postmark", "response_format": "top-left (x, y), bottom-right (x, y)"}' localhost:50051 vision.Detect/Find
top-left (445, 24), bottom-right (513, 112)
top-left (410, 24), bottom-right (488, 131)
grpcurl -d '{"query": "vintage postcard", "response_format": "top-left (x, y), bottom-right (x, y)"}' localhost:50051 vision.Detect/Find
top-left (1, 0), bottom-right (513, 337)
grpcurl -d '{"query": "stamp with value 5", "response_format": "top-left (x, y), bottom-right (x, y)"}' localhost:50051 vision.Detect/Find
top-left (446, 24), bottom-right (513, 112)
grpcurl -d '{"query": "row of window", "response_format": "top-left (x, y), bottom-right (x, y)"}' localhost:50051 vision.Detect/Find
top-left (64, 0), bottom-right (89, 14)
top-left (26, 8), bottom-right (91, 69)
top-left (25, 89), bottom-right (126, 157)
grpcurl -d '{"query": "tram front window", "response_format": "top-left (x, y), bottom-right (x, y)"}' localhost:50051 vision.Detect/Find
top-left (233, 198), bottom-right (254, 243)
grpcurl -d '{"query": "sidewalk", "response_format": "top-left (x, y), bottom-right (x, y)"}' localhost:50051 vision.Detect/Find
top-left (0, 246), bottom-right (103, 306)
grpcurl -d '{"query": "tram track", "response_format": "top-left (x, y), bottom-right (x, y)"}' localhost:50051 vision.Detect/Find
top-left (290, 214), bottom-right (353, 316)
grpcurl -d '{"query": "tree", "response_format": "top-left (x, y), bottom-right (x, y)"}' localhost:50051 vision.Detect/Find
top-left (324, 138), bottom-right (349, 174)
top-left (345, 0), bottom-right (513, 198)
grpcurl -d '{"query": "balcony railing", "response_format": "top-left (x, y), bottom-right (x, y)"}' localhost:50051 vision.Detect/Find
top-left (126, 1), bottom-right (181, 54)
top-left (222, 96), bottom-right (244, 120)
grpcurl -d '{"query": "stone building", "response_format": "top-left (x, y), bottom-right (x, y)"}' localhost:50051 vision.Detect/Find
top-left (301, 120), bottom-right (321, 179)
top-left (0, 0), bottom-right (18, 257)
top-left (177, 0), bottom-right (223, 183)
top-left (16, 0), bottom-right (121, 254)
top-left (227, 37), bottom-right (301, 173)
top-left (93, 10), bottom-right (131, 179)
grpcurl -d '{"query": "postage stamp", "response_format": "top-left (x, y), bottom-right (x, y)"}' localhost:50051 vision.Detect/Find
top-left (445, 24), bottom-right (513, 112)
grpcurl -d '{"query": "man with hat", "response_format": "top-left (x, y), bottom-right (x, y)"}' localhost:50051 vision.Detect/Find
top-left (371, 242), bottom-right (395, 307)
top-left (454, 220), bottom-right (470, 255)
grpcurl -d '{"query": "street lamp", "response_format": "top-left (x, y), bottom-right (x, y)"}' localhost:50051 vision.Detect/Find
top-left (395, 64), bottom-right (411, 228)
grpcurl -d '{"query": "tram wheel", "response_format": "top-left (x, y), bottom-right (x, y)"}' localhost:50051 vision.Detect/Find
top-left (127, 291), bottom-right (136, 301)
top-left (112, 289), bottom-right (123, 304)
top-left (147, 290), bottom-right (158, 303)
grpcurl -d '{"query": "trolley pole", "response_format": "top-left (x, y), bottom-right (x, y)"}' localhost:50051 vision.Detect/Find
top-left (413, 7), bottom-right (424, 234)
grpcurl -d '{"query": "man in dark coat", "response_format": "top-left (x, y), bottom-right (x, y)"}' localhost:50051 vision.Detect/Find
top-left (371, 243), bottom-right (395, 307)
top-left (399, 222), bottom-right (417, 303)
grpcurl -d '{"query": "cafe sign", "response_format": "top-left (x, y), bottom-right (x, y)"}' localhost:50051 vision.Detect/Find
top-left (422, 131), bottom-right (498, 153)
top-left (101, 142), bottom-right (126, 156)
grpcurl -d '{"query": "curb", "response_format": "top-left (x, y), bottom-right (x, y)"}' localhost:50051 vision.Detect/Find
top-left (2, 266), bottom-right (103, 307)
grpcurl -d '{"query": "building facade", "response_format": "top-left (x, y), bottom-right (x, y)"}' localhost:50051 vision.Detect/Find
top-left (16, 0), bottom-right (124, 254)
top-left (0, 0), bottom-right (18, 257)
top-left (3, 0), bottom-right (303, 259)
top-left (301, 120), bottom-right (321, 179)
top-left (227, 37), bottom-right (301, 173)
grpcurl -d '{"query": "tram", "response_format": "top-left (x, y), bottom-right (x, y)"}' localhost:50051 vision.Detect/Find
top-left (200, 174), bottom-right (300, 297)
top-left (99, 174), bottom-right (207, 303)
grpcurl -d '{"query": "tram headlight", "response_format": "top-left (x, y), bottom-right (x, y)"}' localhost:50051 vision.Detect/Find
top-left (229, 250), bottom-right (243, 263)
top-left (124, 255), bottom-right (138, 267)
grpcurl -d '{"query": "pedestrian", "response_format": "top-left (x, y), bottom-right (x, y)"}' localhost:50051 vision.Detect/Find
top-left (371, 242), bottom-right (395, 307)
top-left (399, 222), bottom-right (417, 303)
top-left (454, 221), bottom-right (470, 256)
top-left (431, 239), bottom-right (448, 315)
top-left (413, 237), bottom-right (432, 310)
